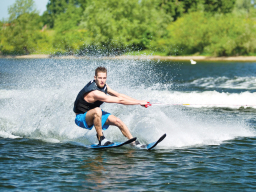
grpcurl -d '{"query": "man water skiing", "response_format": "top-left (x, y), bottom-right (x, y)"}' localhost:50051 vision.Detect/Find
top-left (73, 67), bottom-right (149, 146)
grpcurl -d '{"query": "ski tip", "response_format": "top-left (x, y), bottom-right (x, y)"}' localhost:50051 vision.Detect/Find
top-left (155, 133), bottom-right (167, 144)
top-left (147, 133), bottom-right (167, 150)
top-left (161, 133), bottom-right (167, 139)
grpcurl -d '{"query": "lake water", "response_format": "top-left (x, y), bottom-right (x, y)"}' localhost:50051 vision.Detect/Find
top-left (1, 58), bottom-right (256, 191)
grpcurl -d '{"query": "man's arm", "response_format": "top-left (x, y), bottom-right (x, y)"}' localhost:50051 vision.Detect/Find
top-left (106, 84), bottom-right (139, 102)
top-left (93, 90), bottom-right (148, 106)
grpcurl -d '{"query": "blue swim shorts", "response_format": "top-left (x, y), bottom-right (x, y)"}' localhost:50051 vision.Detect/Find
top-left (75, 110), bottom-right (111, 130)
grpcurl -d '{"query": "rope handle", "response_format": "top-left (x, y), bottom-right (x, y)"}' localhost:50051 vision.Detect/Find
top-left (145, 102), bottom-right (152, 108)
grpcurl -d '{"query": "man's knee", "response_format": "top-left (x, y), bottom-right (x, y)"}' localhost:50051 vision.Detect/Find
top-left (93, 107), bottom-right (102, 118)
top-left (114, 117), bottom-right (123, 127)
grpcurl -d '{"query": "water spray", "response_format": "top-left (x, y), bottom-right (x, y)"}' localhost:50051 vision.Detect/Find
top-left (145, 102), bottom-right (256, 108)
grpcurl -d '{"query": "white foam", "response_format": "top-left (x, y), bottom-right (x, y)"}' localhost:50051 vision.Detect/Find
top-left (103, 89), bottom-right (256, 148)
top-left (0, 89), bottom-right (19, 99)
top-left (0, 131), bottom-right (21, 139)
top-left (156, 109), bottom-right (255, 148)
top-left (188, 76), bottom-right (256, 89)
top-left (149, 90), bottom-right (256, 109)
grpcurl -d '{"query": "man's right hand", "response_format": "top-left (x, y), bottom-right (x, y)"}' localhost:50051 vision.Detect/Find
top-left (140, 101), bottom-right (150, 108)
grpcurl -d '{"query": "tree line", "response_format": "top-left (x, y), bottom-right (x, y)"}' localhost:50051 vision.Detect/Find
top-left (0, 0), bottom-right (256, 56)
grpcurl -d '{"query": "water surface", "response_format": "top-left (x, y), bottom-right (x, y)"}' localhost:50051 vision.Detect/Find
top-left (0, 58), bottom-right (256, 191)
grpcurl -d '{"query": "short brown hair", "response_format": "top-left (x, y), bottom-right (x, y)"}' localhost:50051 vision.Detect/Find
top-left (95, 66), bottom-right (107, 76)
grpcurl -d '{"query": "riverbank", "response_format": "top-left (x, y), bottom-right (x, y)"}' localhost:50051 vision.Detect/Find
top-left (1, 54), bottom-right (256, 61)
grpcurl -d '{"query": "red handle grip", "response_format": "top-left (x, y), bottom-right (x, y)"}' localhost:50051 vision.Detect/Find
top-left (145, 102), bottom-right (151, 108)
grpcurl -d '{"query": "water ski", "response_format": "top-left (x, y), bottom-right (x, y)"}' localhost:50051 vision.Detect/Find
top-left (86, 137), bottom-right (137, 149)
top-left (138, 133), bottom-right (166, 150)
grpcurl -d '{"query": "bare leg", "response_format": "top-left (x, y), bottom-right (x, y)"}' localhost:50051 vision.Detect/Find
top-left (105, 115), bottom-right (133, 139)
top-left (85, 107), bottom-right (103, 141)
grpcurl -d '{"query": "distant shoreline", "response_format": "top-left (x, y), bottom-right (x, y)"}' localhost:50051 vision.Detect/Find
top-left (1, 54), bottom-right (256, 61)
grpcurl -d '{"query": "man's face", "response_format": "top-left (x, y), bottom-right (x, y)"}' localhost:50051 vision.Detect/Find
top-left (94, 72), bottom-right (107, 88)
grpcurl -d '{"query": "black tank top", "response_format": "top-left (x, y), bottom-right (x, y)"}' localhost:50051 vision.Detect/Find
top-left (73, 80), bottom-right (108, 114)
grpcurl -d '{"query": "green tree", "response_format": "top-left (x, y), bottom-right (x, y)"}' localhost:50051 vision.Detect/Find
top-left (43, 0), bottom-right (68, 28)
top-left (155, 0), bottom-right (203, 21)
top-left (182, 0), bottom-right (204, 13)
top-left (204, 0), bottom-right (236, 14)
top-left (80, 0), bottom-right (171, 53)
top-left (156, 0), bottom-right (183, 21)
top-left (0, 22), bottom-right (3, 53)
top-left (77, 0), bottom-right (89, 12)
top-left (165, 12), bottom-right (256, 56)
top-left (41, 10), bottom-right (52, 28)
top-left (234, 0), bottom-right (253, 15)
top-left (8, 0), bottom-right (38, 21)
top-left (53, 2), bottom-right (84, 52)
top-left (1, 0), bottom-right (42, 54)
top-left (3, 13), bottom-right (42, 54)
top-left (42, 0), bottom-right (89, 28)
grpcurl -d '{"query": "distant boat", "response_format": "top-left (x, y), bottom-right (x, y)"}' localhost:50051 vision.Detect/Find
top-left (190, 59), bottom-right (196, 64)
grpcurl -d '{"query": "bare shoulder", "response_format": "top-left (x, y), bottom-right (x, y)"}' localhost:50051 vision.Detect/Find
top-left (91, 90), bottom-right (107, 99)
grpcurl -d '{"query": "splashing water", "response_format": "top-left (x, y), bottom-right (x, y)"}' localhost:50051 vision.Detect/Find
top-left (0, 58), bottom-right (255, 148)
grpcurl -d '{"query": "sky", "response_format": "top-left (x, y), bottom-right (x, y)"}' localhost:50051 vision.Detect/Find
top-left (0, 0), bottom-right (49, 21)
